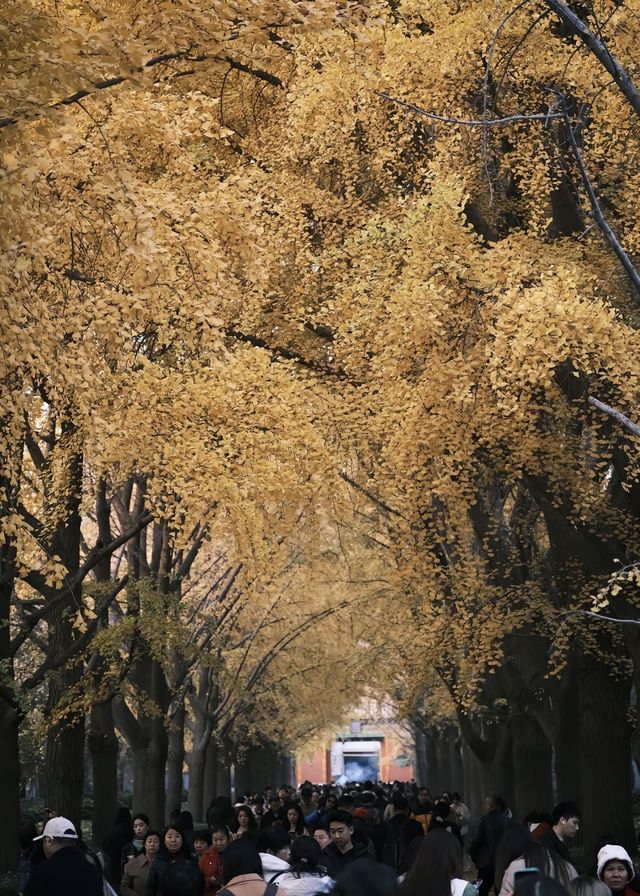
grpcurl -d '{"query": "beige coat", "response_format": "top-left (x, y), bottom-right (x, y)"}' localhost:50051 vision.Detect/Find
top-left (121, 853), bottom-right (153, 896)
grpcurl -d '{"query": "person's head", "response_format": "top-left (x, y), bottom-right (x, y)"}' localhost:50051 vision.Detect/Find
top-left (236, 805), bottom-right (257, 830)
top-left (485, 794), bottom-right (507, 814)
top-left (132, 813), bottom-right (150, 839)
top-left (417, 788), bottom-right (432, 807)
top-left (286, 803), bottom-right (305, 833)
top-left (569, 876), bottom-right (612, 896)
top-left (329, 810), bottom-right (354, 853)
top-left (551, 802), bottom-right (580, 839)
top-left (114, 807), bottom-right (133, 828)
top-left (326, 794), bottom-right (338, 811)
top-left (597, 845), bottom-right (634, 893)
top-left (34, 817), bottom-right (79, 859)
top-left (333, 857), bottom-right (399, 896)
top-left (278, 786), bottom-right (288, 801)
top-left (211, 824), bottom-right (231, 853)
top-left (289, 835), bottom-right (325, 877)
top-left (221, 838), bottom-right (262, 883)
top-left (494, 824), bottom-right (548, 890)
top-left (161, 825), bottom-right (189, 858)
top-left (300, 786), bottom-right (313, 803)
top-left (177, 810), bottom-right (194, 831)
top-left (314, 826), bottom-right (332, 849)
top-left (400, 829), bottom-right (463, 896)
top-left (338, 794), bottom-right (355, 813)
top-left (391, 793), bottom-right (411, 815)
top-left (192, 829), bottom-right (211, 857)
top-left (258, 826), bottom-right (291, 862)
top-left (269, 795), bottom-right (283, 814)
top-left (143, 829), bottom-right (161, 859)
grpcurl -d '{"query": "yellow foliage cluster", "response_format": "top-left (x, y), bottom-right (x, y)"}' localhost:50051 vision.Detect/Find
top-left (3, 0), bottom-right (640, 751)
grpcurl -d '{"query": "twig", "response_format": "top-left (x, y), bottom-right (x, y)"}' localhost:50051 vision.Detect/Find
top-left (376, 92), bottom-right (563, 126)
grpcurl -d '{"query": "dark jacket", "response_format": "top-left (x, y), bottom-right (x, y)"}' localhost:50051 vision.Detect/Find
top-left (382, 814), bottom-right (424, 873)
top-left (470, 810), bottom-right (509, 870)
top-left (24, 845), bottom-right (103, 896)
top-left (540, 829), bottom-right (572, 865)
top-left (323, 841), bottom-right (370, 877)
top-left (146, 854), bottom-right (204, 896)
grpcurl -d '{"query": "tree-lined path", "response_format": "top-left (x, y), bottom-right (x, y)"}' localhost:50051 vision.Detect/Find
top-left (2, 0), bottom-right (640, 876)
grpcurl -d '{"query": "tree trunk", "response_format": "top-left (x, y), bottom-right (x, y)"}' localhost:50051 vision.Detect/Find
top-left (44, 427), bottom-right (85, 827)
top-left (0, 526), bottom-right (21, 873)
top-left (0, 696), bottom-right (21, 872)
top-left (550, 657), bottom-right (582, 803)
top-left (448, 726), bottom-right (464, 791)
top-left (203, 737), bottom-right (219, 806)
top-left (579, 653), bottom-right (635, 863)
top-left (131, 717), bottom-right (168, 829)
top-left (480, 720), bottom-right (515, 811)
top-left (166, 704), bottom-right (186, 821)
top-left (461, 739), bottom-right (484, 815)
top-left (89, 701), bottom-right (119, 845)
top-left (425, 734), bottom-right (440, 793)
top-left (188, 741), bottom-right (208, 822)
top-left (45, 676), bottom-right (85, 827)
top-left (511, 713), bottom-right (553, 821)
top-left (413, 726), bottom-right (429, 786)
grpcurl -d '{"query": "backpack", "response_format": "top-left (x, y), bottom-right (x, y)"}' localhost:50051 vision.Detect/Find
top-left (381, 819), bottom-right (406, 873)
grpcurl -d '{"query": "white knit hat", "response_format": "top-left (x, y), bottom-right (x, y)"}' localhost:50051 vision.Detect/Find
top-left (33, 817), bottom-right (78, 841)
top-left (596, 844), bottom-right (634, 881)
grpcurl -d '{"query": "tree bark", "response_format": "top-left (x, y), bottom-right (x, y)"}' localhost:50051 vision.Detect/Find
top-left (131, 717), bottom-right (169, 828)
top-left (578, 653), bottom-right (635, 863)
top-left (44, 427), bottom-right (85, 826)
top-left (0, 523), bottom-right (21, 872)
top-left (166, 704), bottom-right (186, 821)
top-left (511, 713), bottom-right (553, 821)
top-left (89, 701), bottom-right (119, 845)
top-left (0, 695), bottom-right (21, 872)
top-left (203, 737), bottom-right (219, 806)
top-left (413, 726), bottom-right (429, 786)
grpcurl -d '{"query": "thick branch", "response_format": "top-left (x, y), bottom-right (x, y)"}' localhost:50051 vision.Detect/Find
top-left (21, 576), bottom-right (129, 690)
top-left (545, 0), bottom-right (640, 116)
top-left (588, 396), bottom-right (640, 438)
top-left (0, 51), bottom-right (283, 131)
top-left (558, 96), bottom-right (640, 294)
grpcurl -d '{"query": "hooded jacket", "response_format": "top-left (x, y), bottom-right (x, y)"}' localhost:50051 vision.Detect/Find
top-left (260, 853), bottom-right (291, 883)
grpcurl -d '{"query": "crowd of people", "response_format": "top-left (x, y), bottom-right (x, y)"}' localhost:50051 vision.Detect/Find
top-left (17, 782), bottom-right (638, 896)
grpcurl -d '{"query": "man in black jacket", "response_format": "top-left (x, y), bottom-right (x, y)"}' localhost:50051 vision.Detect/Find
top-left (24, 817), bottom-right (102, 896)
top-left (470, 795), bottom-right (509, 896)
top-left (541, 802), bottom-right (580, 864)
top-left (323, 810), bottom-right (370, 876)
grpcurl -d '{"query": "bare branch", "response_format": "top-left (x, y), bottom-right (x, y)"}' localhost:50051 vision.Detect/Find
top-left (556, 93), bottom-right (640, 295)
top-left (376, 92), bottom-right (563, 126)
top-left (588, 396), bottom-right (640, 438)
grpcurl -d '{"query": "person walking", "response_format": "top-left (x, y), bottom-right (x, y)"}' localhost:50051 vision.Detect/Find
top-left (121, 829), bottom-right (161, 896)
top-left (399, 828), bottom-right (477, 896)
top-left (24, 817), bottom-right (103, 896)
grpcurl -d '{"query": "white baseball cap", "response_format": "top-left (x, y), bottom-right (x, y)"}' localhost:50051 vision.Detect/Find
top-left (33, 817), bottom-right (78, 841)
